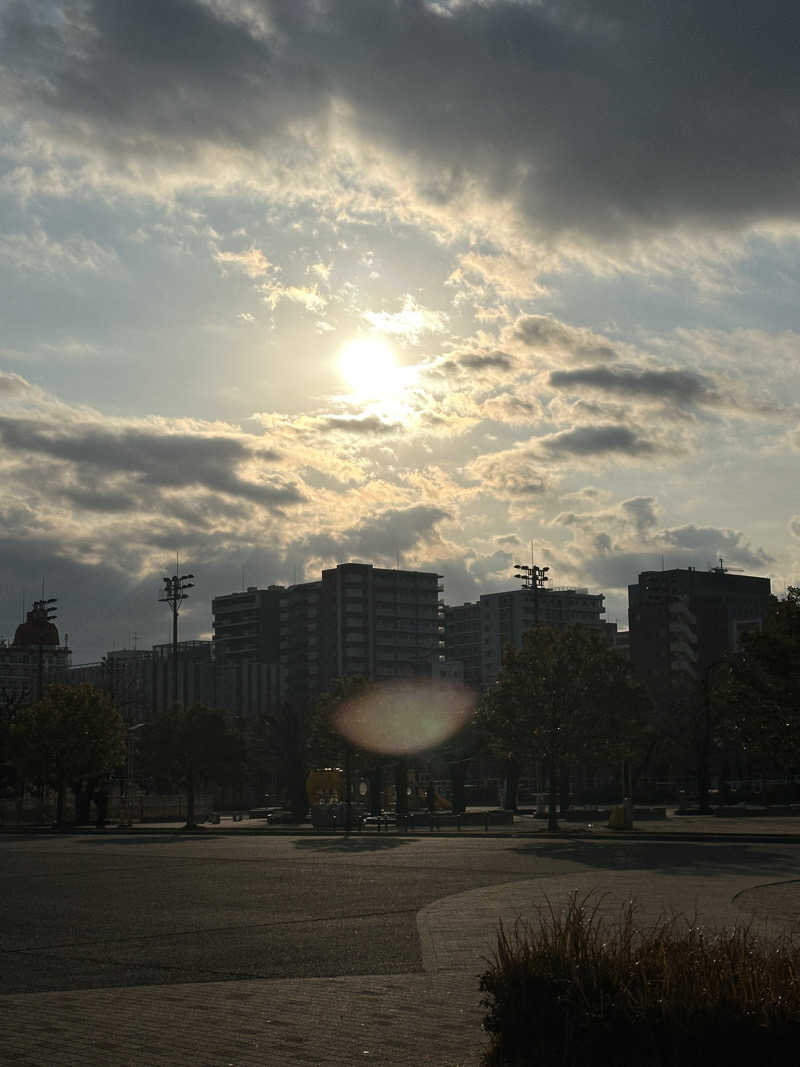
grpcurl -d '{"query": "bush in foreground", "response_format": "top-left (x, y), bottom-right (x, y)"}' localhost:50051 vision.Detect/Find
top-left (480, 893), bottom-right (800, 1066)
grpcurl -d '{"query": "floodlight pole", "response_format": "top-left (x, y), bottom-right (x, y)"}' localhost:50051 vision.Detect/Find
top-left (33, 597), bottom-right (58, 701)
top-left (513, 563), bottom-right (549, 624)
top-left (159, 562), bottom-right (194, 706)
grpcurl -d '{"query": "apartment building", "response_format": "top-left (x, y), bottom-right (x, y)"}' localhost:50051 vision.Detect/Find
top-left (444, 585), bottom-right (607, 689)
top-left (280, 563), bottom-right (444, 707)
top-left (211, 586), bottom-right (284, 666)
top-left (628, 566), bottom-right (773, 690)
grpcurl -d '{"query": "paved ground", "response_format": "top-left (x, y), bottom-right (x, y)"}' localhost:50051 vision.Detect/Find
top-left (1, 822), bottom-right (799, 1065)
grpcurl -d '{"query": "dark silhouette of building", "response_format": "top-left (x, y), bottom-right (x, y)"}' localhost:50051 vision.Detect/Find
top-left (0, 600), bottom-right (70, 707)
top-left (212, 586), bottom-right (284, 666)
top-left (628, 565), bottom-right (773, 690)
top-left (282, 562), bottom-right (444, 706)
top-left (444, 584), bottom-right (607, 688)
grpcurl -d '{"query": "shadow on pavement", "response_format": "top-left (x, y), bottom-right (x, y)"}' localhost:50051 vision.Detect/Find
top-left (83, 832), bottom-right (229, 845)
top-left (511, 840), bottom-right (797, 877)
top-left (293, 835), bottom-right (412, 852)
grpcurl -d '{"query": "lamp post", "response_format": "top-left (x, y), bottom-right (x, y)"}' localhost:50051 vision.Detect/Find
top-left (698, 659), bottom-right (726, 814)
top-left (159, 564), bottom-right (194, 706)
top-left (120, 722), bottom-right (146, 827)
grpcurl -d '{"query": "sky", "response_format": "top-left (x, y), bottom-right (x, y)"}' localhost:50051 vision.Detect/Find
top-left (1, 0), bottom-right (799, 663)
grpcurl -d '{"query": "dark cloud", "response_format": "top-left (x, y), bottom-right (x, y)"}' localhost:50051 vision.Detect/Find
top-left (514, 317), bottom-right (617, 361)
top-left (549, 366), bottom-right (716, 405)
top-left (0, 529), bottom-right (290, 663)
top-left (322, 415), bottom-right (400, 434)
top-left (621, 496), bottom-right (658, 533)
top-left (471, 453), bottom-right (550, 496)
top-left (59, 485), bottom-right (139, 514)
top-left (458, 352), bottom-right (514, 371)
top-left (660, 523), bottom-right (774, 570)
top-left (435, 351), bottom-right (515, 379)
top-left (0, 415), bottom-right (301, 508)
top-left (6, 1), bottom-right (800, 240)
top-left (538, 425), bottom-right (656, 458)
top-left (300, 504), bottom-right (450, 563)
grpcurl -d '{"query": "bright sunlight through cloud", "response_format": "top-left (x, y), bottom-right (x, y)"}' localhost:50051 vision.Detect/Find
top-left (337, 336), bottom-right (401, 399)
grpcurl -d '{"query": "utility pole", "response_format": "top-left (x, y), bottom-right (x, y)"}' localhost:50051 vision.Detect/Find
top-left (159, 561), bottom-right (194, 707)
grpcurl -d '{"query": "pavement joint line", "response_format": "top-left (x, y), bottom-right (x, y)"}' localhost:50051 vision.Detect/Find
top-left (2, 905), bottom-right (421, 953)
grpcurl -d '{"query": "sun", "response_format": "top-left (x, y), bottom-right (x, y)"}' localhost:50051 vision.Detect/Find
top-left (337, 336), bottom-right (399, 398)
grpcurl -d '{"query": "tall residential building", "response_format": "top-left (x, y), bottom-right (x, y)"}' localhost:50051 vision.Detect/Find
top-left (281, 563), bottom-right (444, 707)
top-left (628, 566), bottom-right (773, 690)
top-left (212, 586), bottom-right (284, 666)
top-left (280, 579), bottom-right (322, 711)
top-left (444, 585), bottom-right (607, 689)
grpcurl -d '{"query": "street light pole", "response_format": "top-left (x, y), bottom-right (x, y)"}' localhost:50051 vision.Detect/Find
top-left (159, 562), bottom-right (194, 707)
top-left (120, 722), bottom-right (146, 827)
top-left (698, 658), bottom-right (726, 814)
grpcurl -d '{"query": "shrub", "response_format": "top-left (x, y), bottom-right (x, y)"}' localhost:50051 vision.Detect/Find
top-left (480, 892), bottom-right (800, 1066)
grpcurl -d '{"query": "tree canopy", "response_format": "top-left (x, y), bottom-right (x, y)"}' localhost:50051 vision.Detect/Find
top-left (142, 703), bottom-right (244, 828)
top-left (477, 625), bottom-right (649, 829)
top-left (723, 588), bottom-right (800, 767)
top-left (11, 683), bottom-right (125, 824)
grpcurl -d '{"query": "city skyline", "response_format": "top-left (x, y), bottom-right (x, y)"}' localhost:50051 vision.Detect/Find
top-left (1, 2), bottom-right (798, 663)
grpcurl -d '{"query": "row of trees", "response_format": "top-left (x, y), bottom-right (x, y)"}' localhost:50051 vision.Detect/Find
top-left (2, 687), bottom-right (245, 828)
top-left (3, 588), bottom-right (797, 829)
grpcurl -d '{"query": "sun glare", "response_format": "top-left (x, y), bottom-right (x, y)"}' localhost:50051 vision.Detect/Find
top-left (337, 336), bottom-right (399, 398)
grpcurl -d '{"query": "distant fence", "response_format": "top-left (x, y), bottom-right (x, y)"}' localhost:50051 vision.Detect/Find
top-left (0, 790), bottom-right (214, 826)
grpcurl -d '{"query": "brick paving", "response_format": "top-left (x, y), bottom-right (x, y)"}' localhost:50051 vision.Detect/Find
top-left (0, 973), bottom-right (486, 1066)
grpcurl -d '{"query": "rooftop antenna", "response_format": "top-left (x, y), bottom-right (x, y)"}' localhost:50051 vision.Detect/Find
top-left (396, 546), bottom-right (401, 570)
top-left (661, 554), bottom-right (664, 571)
top-left (294, 563), bottom-right (298, 586)
top-left (241, 565), bottom-right (245, 593)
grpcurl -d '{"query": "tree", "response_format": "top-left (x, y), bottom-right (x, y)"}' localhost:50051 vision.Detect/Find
top-left (723, 588), bottom-right (800, 772)
top-left (11, 683), bottom-right (125, 826)
top-left (477, 626), bottom-right (649, 830)
top-left (142, 704), bottom-right (244, 828)
top-left (256, 701), bottom-right (310, 820)
top-left (310, 675), bottom-right (374, 829)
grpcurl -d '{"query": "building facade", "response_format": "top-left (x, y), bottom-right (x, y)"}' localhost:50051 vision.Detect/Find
top-left (281, 563), bottom-right (444, 707)
top-left (212, 586), bottom-right (284, 666)
top-left (444, 585), bottom-right (607, 689)
top-left (628, 566), bottom-right (773, 690)
top-left (0, 600), bottom-right (71, 710)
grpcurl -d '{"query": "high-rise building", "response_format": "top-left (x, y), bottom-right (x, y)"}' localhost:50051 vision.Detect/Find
top-left (212, 586), bottom-right (284, 666)
top-left (445, 585), bottom-right (607, 689)
top-left (280, 563), bottom-right (444, 707)
top-left (628, 565), bottom-right (773, 690)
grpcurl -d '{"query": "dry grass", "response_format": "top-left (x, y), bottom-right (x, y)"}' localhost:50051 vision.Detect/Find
top-left (479, 892), bottom-right (800, 1066)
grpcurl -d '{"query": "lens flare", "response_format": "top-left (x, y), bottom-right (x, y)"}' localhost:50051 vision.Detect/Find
top-left (333, 680), bottom-right (475, 755)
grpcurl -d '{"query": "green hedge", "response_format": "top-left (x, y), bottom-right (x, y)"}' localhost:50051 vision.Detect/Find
top-left (480, 893), bottom-right (800, 1066)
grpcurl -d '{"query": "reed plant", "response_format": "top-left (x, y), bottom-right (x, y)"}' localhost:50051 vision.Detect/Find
top-left (480, 892), bottom-right (800, 1065)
